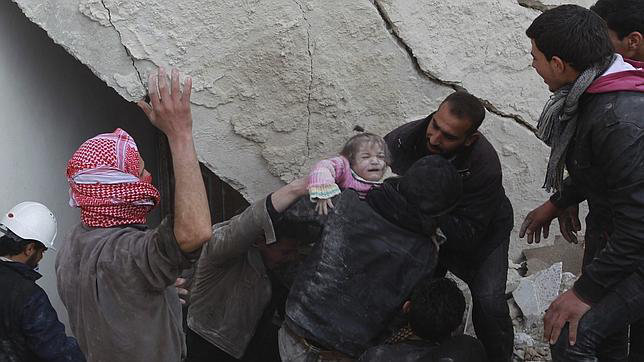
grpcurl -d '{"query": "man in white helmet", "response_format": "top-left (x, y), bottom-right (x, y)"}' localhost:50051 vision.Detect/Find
top-left (0, 201), bottom-right (85, 361)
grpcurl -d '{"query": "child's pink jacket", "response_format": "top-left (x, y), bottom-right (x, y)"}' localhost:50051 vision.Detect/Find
top-left (307, 156), bottom-right (383, 201)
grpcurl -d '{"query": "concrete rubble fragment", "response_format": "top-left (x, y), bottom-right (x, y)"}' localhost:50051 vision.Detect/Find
top-left (524, 235), bottom-right (584, 276)
top-left (513, 262), bottom-right (562, 319)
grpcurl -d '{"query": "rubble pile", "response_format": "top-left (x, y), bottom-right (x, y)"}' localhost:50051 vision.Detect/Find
top-left (454, 236), bottom-right (584, 361)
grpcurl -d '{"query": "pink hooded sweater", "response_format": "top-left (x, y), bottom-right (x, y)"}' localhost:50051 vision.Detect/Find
top-left (307, 156), bottom-right (384, 201)
top-left (587, 55), bottom-right (644, 94)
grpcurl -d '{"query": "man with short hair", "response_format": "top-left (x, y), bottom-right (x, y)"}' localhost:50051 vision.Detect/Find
top-left (384, 91), bottom-right (514, 361)
top-left (359, 278), bottom-right (486, 362)
top-left (520, 5), bottom-right (644, 360)
top-left (0, 202), bottom-right (85, 361)
top-left (279, 155), bottom-right (462, 361)
top-left (186, 178), bottom-right (310, 362)
top-left (592, 0), bottom-right (644, 62)
top-left (56, 68), bottom-right (212, 362)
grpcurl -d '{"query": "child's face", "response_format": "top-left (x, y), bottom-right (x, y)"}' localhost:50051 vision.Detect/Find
top-left (352, 142), bottom-right (387, 181)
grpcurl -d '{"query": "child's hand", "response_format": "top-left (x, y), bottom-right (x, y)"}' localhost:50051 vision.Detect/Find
top-left (315, 198), bottom-right (334, 215)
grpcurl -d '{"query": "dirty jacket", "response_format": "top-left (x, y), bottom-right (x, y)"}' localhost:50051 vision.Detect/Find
top-left (187, 198), bottom-right (277, 359)
top-left (55, 217), bottom-right (194, 362)
top-left (548, 68), bottom-right (644, 303)
top-left (284, 191), bottom-right (439, 357)
top-left (0, 260), bottom-right (84, 362)
top-left (385, 120), bottom-right (513, 267)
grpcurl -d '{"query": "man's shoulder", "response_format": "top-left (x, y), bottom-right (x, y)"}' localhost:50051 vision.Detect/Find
top-left (459, 133), bottom-right (502, 177)
top-left (385, 117), bottom-right (429, 146)
top-left (581, 91), bottom-right (644, 128)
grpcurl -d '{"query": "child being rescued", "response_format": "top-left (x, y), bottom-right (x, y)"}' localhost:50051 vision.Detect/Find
top-left (307, 127), bottom-right (391, 215)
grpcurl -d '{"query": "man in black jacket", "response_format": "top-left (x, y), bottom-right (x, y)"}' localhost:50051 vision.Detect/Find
top-left (0, 202), bottom-right (84, 362)
top-left (384, 91), bottom-right (514, 361)
top-left (519, 5), bottom-right (644, 360)
top-left (278, 156), bottom-right (462, 360)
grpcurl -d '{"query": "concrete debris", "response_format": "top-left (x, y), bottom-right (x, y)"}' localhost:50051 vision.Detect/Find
top-left (524, 235), bottom-right (584, 276)
top-left (514, 332), bottom-right (535, 347)
top-left (513, 262), bottom-right (562, 319)
top-left (560, 272), bottom-right (577, 294)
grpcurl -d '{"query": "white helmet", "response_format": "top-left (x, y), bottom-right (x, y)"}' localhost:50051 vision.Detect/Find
top-left (0, 202), bottom-right (58, 250)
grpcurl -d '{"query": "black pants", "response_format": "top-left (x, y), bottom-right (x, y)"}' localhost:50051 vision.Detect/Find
top-left (550, 231), bottom-right (644, 361)
top-left (436, 239), bottom-right (513, 362)
top-left (185, 322), bottom-right (281, 362)
top-left (550, 272), bottom-right (644, 361)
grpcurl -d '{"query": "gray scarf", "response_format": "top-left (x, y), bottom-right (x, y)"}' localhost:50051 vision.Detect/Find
top-left (537, 55), bottom-right (615, 193)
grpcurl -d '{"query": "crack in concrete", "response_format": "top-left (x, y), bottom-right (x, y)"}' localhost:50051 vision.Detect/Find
top-left (371, 0), bottom-right (537, 134)
top-left (99, 0), bottom-right (145, 90)
top-left (517, 0), bottom-right (555, 12)
top-left (292, 0), bottom-right (314, 161)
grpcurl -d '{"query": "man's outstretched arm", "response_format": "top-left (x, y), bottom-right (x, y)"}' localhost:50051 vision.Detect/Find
top-left (138, 67), bottom-right (211, 253)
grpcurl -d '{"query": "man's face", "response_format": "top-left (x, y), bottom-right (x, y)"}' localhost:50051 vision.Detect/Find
top-left (25, 244), bottom-right (45, 269)
top-left (138, 155), bottom-right (152, 182)
top-left (425, 102), bottom-right (474, 155)
top-left (530, 39), bottom-right (569, 92)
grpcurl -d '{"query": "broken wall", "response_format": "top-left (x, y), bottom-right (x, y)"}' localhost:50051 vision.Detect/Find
top-left (11, 0), bottom-right (593, 260)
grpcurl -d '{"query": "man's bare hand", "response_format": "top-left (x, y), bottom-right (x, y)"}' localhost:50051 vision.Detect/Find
top-left (544, 289), bottom-right (591, 345)
top-left (558, 205), bottom-right (582, 244)
top-left (520, 200), bottom-right (561, 244)
top-left (175, 277), bottom-right (189, 305)
top-left (137, 67), bottom-right (193, 140)
top-left (315, 199), bottom-right (334, 215)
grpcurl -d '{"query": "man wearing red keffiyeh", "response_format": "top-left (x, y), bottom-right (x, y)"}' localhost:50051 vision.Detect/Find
top-left (56, 67), bottom-right (212, 362)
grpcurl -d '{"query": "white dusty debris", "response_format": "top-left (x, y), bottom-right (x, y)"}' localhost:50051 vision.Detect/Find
top-left (508, 262), bottom-right (579, 361)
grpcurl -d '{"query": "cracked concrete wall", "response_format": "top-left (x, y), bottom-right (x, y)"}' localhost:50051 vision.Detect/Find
top-left (12, 0), bottom-right (593, 260)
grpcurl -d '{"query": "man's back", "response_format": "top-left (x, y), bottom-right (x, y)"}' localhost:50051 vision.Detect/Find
top-left (56, 219), bottom-right (190, 362)
top-left (284, 191), bottom-right (439, 357)
top-left (1, 260), bottom-right (84, 362)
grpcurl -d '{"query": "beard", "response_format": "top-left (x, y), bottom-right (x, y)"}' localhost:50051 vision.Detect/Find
top-left (25, 252), bottom-right (40, 269)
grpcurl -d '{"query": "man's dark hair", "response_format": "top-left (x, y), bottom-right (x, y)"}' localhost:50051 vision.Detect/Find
top-left (526, 4), bottom-right (614, 72)
top-left (591, 0), bottom-right (644, 39)
top-left (0, 231), bottom-right (43, 256)
top-left (441, 91), bottom-right (485, 134)
top-left (409, 277), bottom-right (466, 342)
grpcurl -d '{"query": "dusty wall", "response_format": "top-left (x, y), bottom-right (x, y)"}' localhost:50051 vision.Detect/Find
top-left (0, 0), bottom-right (161, 331)
top-left (10, 0), bottom-right (594, 260)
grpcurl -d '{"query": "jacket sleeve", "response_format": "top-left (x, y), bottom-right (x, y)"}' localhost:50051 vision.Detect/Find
top-left (281, 195), bottom-right (330, 226)
top-left (127, 216), bottom-right (198, 291)
top-left (202, 198), bottom-right (276, 265)
top-left (549, 176), bottom-right (587, 209)
top-left (574, 121), bottom-right (644, 303)
top-left (437, 165), bottom-right (505, 253)
top-left (21, 289), bottom-right (86, 362)
top-left (307, 156), bottom-right (347, 201)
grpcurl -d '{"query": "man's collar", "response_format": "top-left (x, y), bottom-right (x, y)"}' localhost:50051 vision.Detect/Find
top-left (0, 258), bottom-right (42, 281)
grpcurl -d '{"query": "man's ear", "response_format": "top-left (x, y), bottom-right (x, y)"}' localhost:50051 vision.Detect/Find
top-left (23, 242), bottom-right (37, 257)
top-left (627, 31), bottom-right (643, 50)
top-left (464, 131), bottom-right (480, 147)
top-left (550, 55), bottom-right (567, 74)
top-left (402, 300), bottom-right (412, 314)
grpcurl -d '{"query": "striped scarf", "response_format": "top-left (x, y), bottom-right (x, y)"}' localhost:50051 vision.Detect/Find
top-left (537, 55), bottom-right (615, 192)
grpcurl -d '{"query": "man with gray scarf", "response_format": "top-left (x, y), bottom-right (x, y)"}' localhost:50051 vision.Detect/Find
top-left (519, 5), bottom-right (644, 360)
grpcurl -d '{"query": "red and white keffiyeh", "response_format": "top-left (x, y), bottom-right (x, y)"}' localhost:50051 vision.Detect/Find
top-left (67, 128), bottom-right (160, 227)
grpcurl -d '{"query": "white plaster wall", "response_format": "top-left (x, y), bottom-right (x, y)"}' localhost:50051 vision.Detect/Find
top-left (10, 0), bottom-right (594, 260)
top-left (0, 0), bottom-right (160, 332)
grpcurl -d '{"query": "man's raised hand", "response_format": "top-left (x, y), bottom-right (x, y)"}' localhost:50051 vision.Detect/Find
top-left (137, 67), bottom-right (193, 140)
